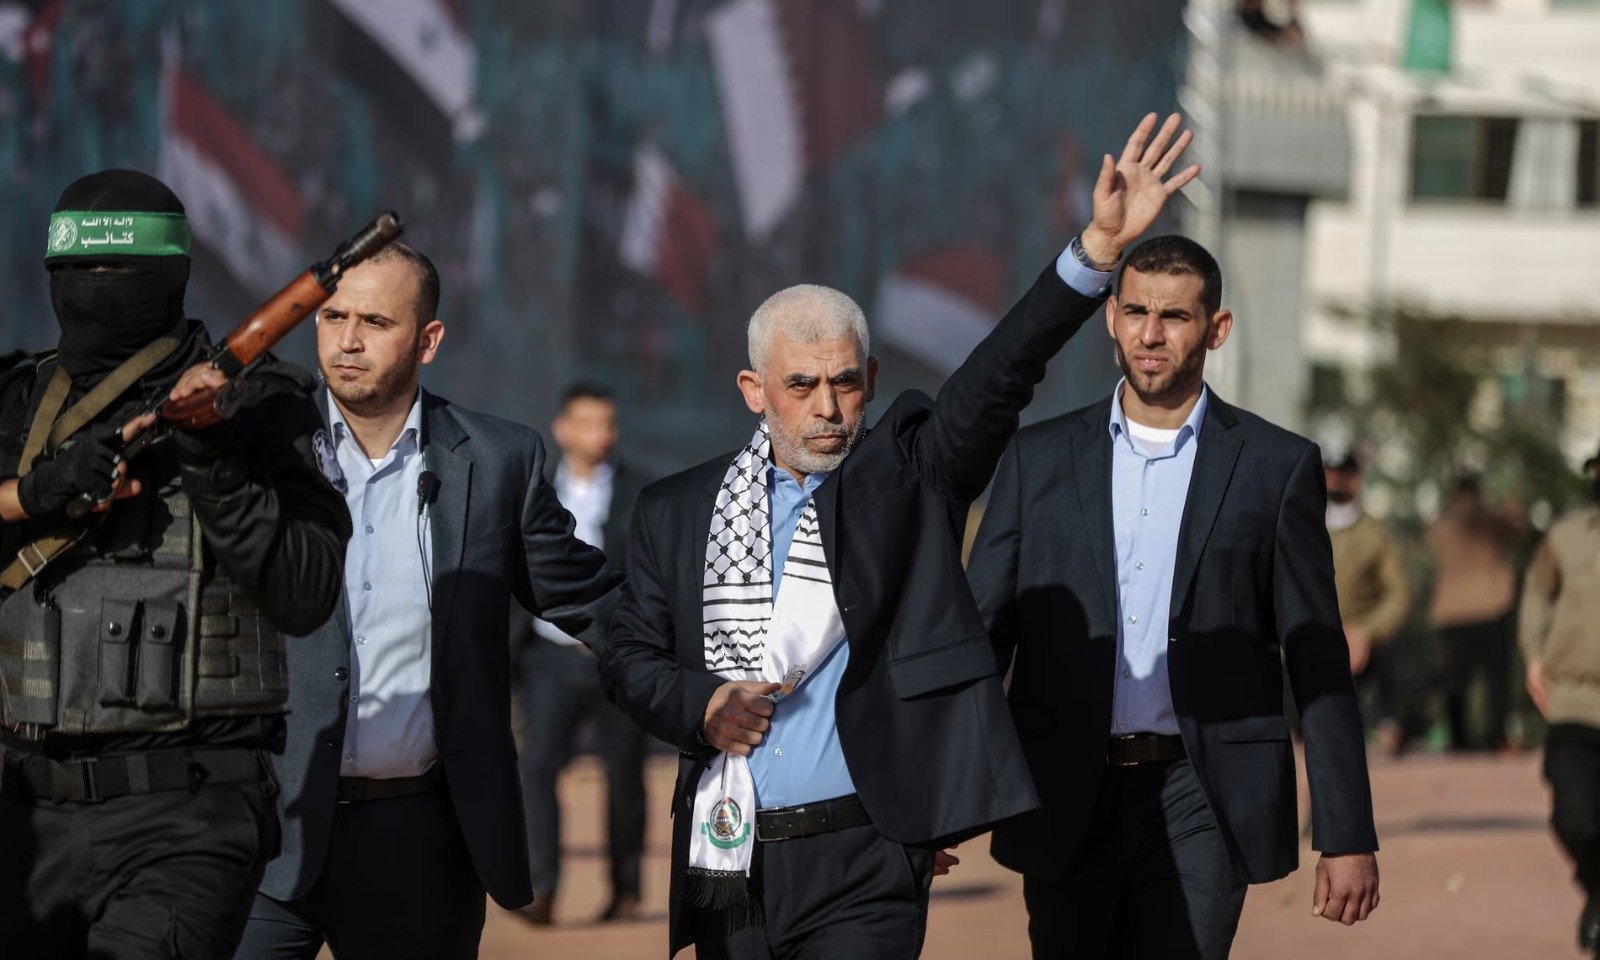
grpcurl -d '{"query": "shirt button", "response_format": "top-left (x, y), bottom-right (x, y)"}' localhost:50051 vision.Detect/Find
top-left (1128, 614), bottom-right (1139, 625)
top-left (365, 524), bottom-right (374, 534)
top-left (1135, 561), bottom-right (1145, 570)
top-left (350, 694), bottom-right (360, 703)
top-left (774, 747), bottom-right (783, 757)
top-left (1141, 508), bottom-right (1149, 517)
top-left (356, 636), bottom-right (367, 645)
top-left (343, 754), bottom-right (354, 763)
top-left (362, 581), bottom-right (372, 592)
top-left (334, 667), bottom-right (349, 681)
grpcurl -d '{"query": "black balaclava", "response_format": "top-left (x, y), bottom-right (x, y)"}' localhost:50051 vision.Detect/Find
top-left (45, 169), bottom-right (193, 383)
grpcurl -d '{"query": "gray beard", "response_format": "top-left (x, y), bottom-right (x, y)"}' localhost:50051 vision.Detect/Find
top-left (767, 409), bottom-right (863, 476)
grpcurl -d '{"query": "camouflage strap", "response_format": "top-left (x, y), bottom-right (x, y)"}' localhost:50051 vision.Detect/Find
top-left (15, 366), bottom-right (68, 478)
top-left (2, 334), bottom-right (183, 592)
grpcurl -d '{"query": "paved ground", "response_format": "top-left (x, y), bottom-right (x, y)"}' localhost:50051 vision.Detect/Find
top-left (356, 750), bottom-right (1580, 959)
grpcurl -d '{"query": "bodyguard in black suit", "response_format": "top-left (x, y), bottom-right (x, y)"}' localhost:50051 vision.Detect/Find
top-left (968, 235), bottom-right (1380, 959)
top-left (600, 115), bottom-right (1200, 959)
top-left (235, 244), bottom-right (622, 958)
top-left (514, 381), bottom-right (652, 926)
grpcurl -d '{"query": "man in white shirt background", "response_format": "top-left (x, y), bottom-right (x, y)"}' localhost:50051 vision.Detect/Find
top-left (514, 382), bottom-right (652, 927)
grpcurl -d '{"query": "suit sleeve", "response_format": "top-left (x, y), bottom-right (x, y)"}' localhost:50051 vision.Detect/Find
top-left (599, 489), bottom-right (724, 755)
top-left (906, 262), bottom-right (1102, 502)
top-left (968, 438), bottom-right (1024, 675)
top-left (184, 391), bottom-right (352, 637)
top-left (1276, 444), bottom-right (1379, 855)
top-left (511, 432), bottom-right (624, 652)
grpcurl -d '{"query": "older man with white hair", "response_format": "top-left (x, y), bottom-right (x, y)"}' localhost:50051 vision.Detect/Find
top-left (601, 113), bottom-right (1199, 960)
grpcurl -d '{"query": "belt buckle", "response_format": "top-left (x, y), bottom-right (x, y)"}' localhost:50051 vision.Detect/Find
top-left (18, 542), bottom-right (50, 577)
top-left (1110, 734), bottom-right (1143, 768)
top-left (53, 757), bottom-right (101, 803)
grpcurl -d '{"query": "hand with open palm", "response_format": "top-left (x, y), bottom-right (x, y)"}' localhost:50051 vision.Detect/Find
top-left (1079, 112), bottom-right (1200, 268)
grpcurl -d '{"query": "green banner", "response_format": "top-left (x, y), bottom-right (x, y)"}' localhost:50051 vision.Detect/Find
top-left (1403, 0), bottom-right (1453, 75)
top-left (45, 210), bottom-right (191, 259)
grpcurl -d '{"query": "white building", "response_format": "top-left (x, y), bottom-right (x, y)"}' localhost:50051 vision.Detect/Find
top-left (1190, 0), bottom-right (1600, 469)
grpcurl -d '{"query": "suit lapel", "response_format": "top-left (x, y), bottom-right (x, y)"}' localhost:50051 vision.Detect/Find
top-left (1071, 402), bottom-right (1120, 625)
top-left (423, 390), bottom-right (472, 645)
top-left (1169, 397), bottom-right (1243, 620)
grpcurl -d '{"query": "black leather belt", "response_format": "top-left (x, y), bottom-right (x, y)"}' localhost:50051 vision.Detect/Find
top-left (2, 747), bottom-right (266, 803)
top-left (1107, 734), bottom-right (1186, 767)
top-left (336, 765), bottom-right (441, 803)
top-left (755, 793), bottom-right (871, 842)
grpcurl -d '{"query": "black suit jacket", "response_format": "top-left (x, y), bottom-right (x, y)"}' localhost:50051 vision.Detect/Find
top-left (599, 262), bottom-right (1102, 954)
top-left (968, 394), bottom-right (1378, 885)
top-left (261, 390), bottom-right (623, 909)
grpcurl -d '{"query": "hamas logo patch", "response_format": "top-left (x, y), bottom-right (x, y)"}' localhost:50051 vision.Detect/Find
top-left (47, 214), bottom-right (77, 254)
top-left (703, 796), bottom-right (750, 849)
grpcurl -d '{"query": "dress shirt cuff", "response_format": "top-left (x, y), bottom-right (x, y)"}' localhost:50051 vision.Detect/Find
top-left (1056, 239), bottom-right (1115, 298)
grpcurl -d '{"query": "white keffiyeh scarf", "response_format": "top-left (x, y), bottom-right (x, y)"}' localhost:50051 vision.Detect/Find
top-left (687, 421), bottom-right (845, 915)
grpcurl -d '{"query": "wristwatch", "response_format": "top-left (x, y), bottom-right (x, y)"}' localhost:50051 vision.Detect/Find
top-left (1070, 235), bottom-right (1118, 273)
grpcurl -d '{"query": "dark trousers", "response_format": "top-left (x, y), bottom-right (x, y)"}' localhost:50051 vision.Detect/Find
top-left (0, 774), bottom-right (277, 960)
top-left (233, 787), bottom-right (485, 960)
top-left (690, 822), bottom-right (935, 960)
top-left (1023, 760), bottom-right (1247, 960)
top-left (1546, 723), bottom-right (1600, 895)
top-left (1439, 615), bottom-right (1513, 750)
top-left (519, 636), bottom-right (647, 897)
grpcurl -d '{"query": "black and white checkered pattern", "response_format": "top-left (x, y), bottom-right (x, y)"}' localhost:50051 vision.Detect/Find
top-left (701, 421), bottom-right (828, 675)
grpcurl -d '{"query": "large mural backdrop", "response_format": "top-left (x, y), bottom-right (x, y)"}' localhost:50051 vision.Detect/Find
top-left (0, 0), bottom-right (1185, 471)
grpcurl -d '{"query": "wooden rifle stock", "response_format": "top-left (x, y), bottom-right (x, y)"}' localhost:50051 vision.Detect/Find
top-left (159, 211), bottom-right (404, 430)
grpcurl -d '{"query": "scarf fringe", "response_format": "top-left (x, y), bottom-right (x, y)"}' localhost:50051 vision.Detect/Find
top-left (684, 867), bottom-right (762, 931)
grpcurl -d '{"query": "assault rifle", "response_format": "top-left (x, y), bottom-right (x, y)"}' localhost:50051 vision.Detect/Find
top-left (63, 211), bottom-right (404, 519)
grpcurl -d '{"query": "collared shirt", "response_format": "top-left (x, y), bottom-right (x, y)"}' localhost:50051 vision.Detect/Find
top-left (328, 391), bottom-right (437, 779)
top-left (1108, 381), bottom-right (1210, 737)
top-left (747, 466), bottom-right (857, 810)
top-left (534, 461), bottom-right (615, 647)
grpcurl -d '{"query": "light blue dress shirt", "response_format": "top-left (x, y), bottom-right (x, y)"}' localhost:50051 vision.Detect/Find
top-left (1108, 382), bottom-right (1209, 737)
top-left (329, 391), bottom-right (437, 779)
top-left (745, 240), bottom-right (1113, 807)
top-left (748, 467), bottom-right (856, 810)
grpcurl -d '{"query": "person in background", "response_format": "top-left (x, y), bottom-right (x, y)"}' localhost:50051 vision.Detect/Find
top-left (1519, 441), bottom-right (1600, 958)
top-left (1427, 475), bottom-right (1521, 752)
top-left (514, 382), bottom-right (649, 927)
top-left (1325, 448), bottom-right (1411, 755)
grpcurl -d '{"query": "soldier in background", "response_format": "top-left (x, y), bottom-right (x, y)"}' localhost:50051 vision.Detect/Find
top-left (1520, 441), bottom-right (1600, 957)
top-left (1428, 475), bottom-right (1522, 752)
top-left (1325, 448), bottom-right (1411, 755)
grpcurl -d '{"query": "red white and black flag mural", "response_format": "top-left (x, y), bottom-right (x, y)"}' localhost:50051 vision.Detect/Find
top-left (323, 0), bottom-right (484, 156)
top-left (874, 246), bottom-right (1008, 376)
top-left (157, 45), bottom-right (304, 298)
top-left (706, 0), bottom-right (883, 240)
top-left (619, 145), bottom-right (718, 316)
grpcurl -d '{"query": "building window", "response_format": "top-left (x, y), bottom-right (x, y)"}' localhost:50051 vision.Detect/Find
top-left (1410, 116), bottom-right (1519, 202)
top-left (1579, 121), bottom-right (1599, 208)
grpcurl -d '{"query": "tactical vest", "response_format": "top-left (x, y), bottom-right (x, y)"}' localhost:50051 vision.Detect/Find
top-left (0, 355), bottom-right (288, 741)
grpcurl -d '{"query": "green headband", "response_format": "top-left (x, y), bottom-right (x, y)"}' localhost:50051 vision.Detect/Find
top-left (45, 210), bottom-right (191, 259)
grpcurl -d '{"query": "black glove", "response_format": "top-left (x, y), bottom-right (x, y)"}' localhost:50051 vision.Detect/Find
top-left (16, 422), bottom-right (123, 521)
top-left (167, 419), bottom-right (238, 464)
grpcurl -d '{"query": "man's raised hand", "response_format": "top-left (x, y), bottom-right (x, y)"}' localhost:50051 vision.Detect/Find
top-left (1080, 112), bottom-right (1201, 267)
top-left (703, 680), bottom-right (781, 756)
